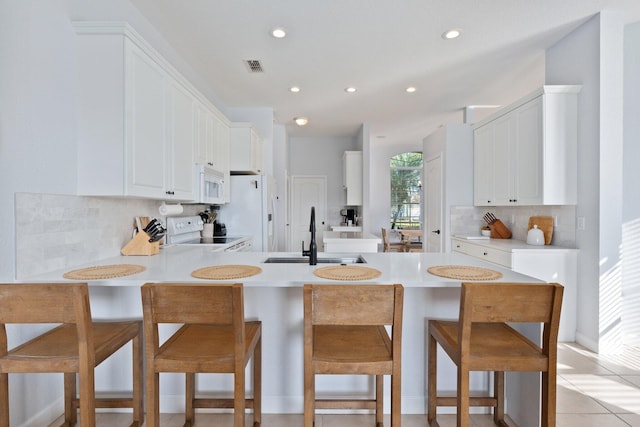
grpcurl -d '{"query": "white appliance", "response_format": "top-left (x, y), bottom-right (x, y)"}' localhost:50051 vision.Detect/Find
top-left (194, 165), bottom-right (225, 204)
top-left (165, 215), bottom-right (252, 251)
top-left (220, 175), bottom-right (277, 252)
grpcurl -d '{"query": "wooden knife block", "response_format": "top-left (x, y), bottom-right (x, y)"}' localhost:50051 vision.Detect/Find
top-left (489, 219), bottom-right (512, 239)
top-left (121, 231), bottom-right (159, 256)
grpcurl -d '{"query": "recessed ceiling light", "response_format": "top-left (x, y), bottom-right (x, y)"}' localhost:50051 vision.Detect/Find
top-left (272, 27), bottom-right (287, 38)
top-left (289, 86), bottom-right (301, 93)
top-left (294, 117), bottom-right (308, 126)
top-left (442, 29), bottom-right (462, 39)
top-left (344, 87), bottom-right (357, 93)
top-left (406, 86), bottom-right (417, 93)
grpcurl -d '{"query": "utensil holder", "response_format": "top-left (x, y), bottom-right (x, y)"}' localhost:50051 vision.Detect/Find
top-left (121, 231), bottom-right (159, 256)
top-left (489, 219), bottom-right (512, 239)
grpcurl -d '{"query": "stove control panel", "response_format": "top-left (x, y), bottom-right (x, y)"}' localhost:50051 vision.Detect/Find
top-left (166, 216), bottom-right (204, 238)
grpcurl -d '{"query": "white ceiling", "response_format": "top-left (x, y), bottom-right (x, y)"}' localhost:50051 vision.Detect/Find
top-left (129, 0), bottom-right (640, 143)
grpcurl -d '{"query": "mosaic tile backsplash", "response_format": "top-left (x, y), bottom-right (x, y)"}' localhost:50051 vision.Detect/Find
top-left (14, 193), bottom-right (201, 278)
top-left (450, 204), bottom-right (576, 247)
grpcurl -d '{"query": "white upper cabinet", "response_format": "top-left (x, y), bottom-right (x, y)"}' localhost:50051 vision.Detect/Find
top-left (194, 102), bottom-right (229, 175)
top-left (473, 85), bottom-right (581, 206)
top-left (343, 151), bottom-right (363, 206)
top-left (74, 22), bottom-right (228, 201)
top-left (229, 123), bottom-right (263, 174)
top-left (166, 79), bottom-right (195, 200)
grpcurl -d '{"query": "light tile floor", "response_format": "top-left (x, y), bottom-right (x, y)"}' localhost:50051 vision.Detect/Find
top-left (49, 342), bottom-right (640, 426)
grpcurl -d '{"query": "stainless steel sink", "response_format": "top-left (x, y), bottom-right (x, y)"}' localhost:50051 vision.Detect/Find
top-left (263, 256), bottom-right (366, 264)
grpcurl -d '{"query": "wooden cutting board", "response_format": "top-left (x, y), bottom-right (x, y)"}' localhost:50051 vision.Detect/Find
top-left (528, 216), bottom-right (553, 245)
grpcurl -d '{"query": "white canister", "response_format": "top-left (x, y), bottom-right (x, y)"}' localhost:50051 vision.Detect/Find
top-left (202, 223), bottom-right (214, 238)
top-left (526, 224), bottom-right (545, 245)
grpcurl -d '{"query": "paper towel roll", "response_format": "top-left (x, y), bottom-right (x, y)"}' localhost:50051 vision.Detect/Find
top-left (158, 203), bottom-right (183, 216)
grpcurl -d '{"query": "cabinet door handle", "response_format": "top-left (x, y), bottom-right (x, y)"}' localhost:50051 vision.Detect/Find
top-left (483, 252), bottom-right (488, 256)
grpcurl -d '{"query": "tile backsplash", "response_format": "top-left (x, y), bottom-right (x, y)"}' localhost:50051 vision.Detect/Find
top-left (450, 205), bottom-right (576, 247)
top-left (14, 193), bottom-right (202, 278)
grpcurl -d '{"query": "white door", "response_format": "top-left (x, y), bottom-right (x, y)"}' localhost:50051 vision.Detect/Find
top-left (425, 155), bottom-right (443, 252)
top-left (289, 176), bottom-right (327, 252)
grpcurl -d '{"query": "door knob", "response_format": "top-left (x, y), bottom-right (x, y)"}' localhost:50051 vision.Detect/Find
top-left (431, 229), bottom-right (440, 234)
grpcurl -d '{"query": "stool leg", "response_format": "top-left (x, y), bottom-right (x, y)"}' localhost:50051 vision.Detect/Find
top-left (457, 366), bottom-right (470, 427)
top-left (64, 373), bottom-right (77, 426)
top-left (391, 368), bottom-right (401, 427)
top-left (427, 332), bottom-right (437, 425)
top-left (1, 373), bottom-right (9, 427)
top-left (132, 329), bottom-right (143, 426)
top-left (542, 369), bottom-right (557, 427)
top-left (375, 374), bottom-right (383, 426)
top-left (253, 334), bottom-right (262, 426)
top-left (185, 373), bottom-right (195, 426)
top-left (146, 371), bottom-right (159, 427)
top-left (304, 369), bottom-right (314, 427)
top-left (234, 368), bottom-right (245, 427)
top-left (78, 366), bottom-right (96, 427)
top-left (493, 371), bottom-right (504, 425)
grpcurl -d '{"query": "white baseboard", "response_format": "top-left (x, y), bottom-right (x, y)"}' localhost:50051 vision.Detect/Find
top-left (575, 331), bottom-right (599, 352)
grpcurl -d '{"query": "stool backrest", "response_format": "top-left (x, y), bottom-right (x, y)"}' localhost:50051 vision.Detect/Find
top-left (141, 282), bottom-right (242, 325)
top-left (305, 284), bottom-right (402, 326)
top-left (0, 283), bottom-right (90, 325)
top-left (141, 283), bottom-right (246, 357)
top-left (459, 282), bottom-right (563, 354)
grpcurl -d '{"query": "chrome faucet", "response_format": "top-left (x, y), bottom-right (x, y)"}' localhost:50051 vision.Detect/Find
top-left (302, 206), bottom-right (318, 265)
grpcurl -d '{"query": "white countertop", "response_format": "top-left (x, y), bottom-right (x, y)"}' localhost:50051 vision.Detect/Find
top-left (331, 225), bottom-right (363, 232)
top-left (322, 231), bottom-right (381, 242)
top-left (24, 247), bottom-right (542, 287)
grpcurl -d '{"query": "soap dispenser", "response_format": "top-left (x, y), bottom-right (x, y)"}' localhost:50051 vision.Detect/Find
top-left (526, 224), bottom-right (545, 245)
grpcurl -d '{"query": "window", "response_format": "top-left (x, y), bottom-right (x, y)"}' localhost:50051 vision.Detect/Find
top-left (390, 152), bottom-right (422, 229)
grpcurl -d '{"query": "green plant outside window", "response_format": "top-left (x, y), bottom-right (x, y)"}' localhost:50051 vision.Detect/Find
top-left (390, 152), bottom-right (422, 229)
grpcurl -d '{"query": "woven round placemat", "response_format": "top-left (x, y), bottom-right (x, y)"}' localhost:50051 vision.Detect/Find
top-left (427, 265), bottom-right (503, 281)
top-left (191, 265), bottom-right (263, 280)
top-left (313, 265), bottom-right (382, 281)
top-left (63, 264), bottom-right (146, 280)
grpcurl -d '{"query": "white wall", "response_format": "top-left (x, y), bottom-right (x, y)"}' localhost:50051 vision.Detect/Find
top-left (622, 22), bottom-right (640, 345)
top-left (545, 12), bottom-right (625, 352)
top-left (289, 136), bottom-right (358, 230)
top-left (0, 1), bottom-right (231, 424)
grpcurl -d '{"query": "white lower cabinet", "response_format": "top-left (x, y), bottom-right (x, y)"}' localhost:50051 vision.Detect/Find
top-left (452, 237), bottom-right (577, 341)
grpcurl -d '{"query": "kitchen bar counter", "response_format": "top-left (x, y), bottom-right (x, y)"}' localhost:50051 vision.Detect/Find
top-left (27, 246), bottom-right (538, 287)
top-left (22, 249), bottom-right (545, 427)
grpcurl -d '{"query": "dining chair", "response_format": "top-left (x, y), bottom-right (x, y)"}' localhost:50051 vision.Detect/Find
top-left (141, 282), bottom-right (261, 427)
top-left (0, 282), bottom-right (143, 427)
top-left (427, 282), bottom-right (564, 427)
top-left (382, 228), bottom-right (405, 252)
top-left (304, 283), bottom-right (404, 427)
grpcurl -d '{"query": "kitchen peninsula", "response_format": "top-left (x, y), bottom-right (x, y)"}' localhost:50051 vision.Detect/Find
top-left (25, 248), bottom-right (548, 427)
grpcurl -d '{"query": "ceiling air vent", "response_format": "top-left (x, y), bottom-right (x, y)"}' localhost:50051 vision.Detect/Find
top-left (245, 60), bottom-right (264, 73)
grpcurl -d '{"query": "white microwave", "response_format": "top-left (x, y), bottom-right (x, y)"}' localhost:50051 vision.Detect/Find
top-left (195, 165), bottom-right (225, 204)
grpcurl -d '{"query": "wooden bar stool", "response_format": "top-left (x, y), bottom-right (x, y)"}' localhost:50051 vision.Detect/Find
top-left (427, 282), bottom-right (564, 427)
top-left (304, 284), bottom-right (404, 427)
top-left (141, 282), bottom-right (261, 427)
top-left (381, 228), bottom-right (405, 252)
top-left (0, 282), bottom-right (143, 427)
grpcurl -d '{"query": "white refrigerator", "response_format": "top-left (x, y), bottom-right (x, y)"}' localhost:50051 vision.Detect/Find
top-left (220, 175), bottom-right (277, 252)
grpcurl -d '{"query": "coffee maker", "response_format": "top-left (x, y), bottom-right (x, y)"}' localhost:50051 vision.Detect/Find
top-left (340, 208), bottom-right (357, 226)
